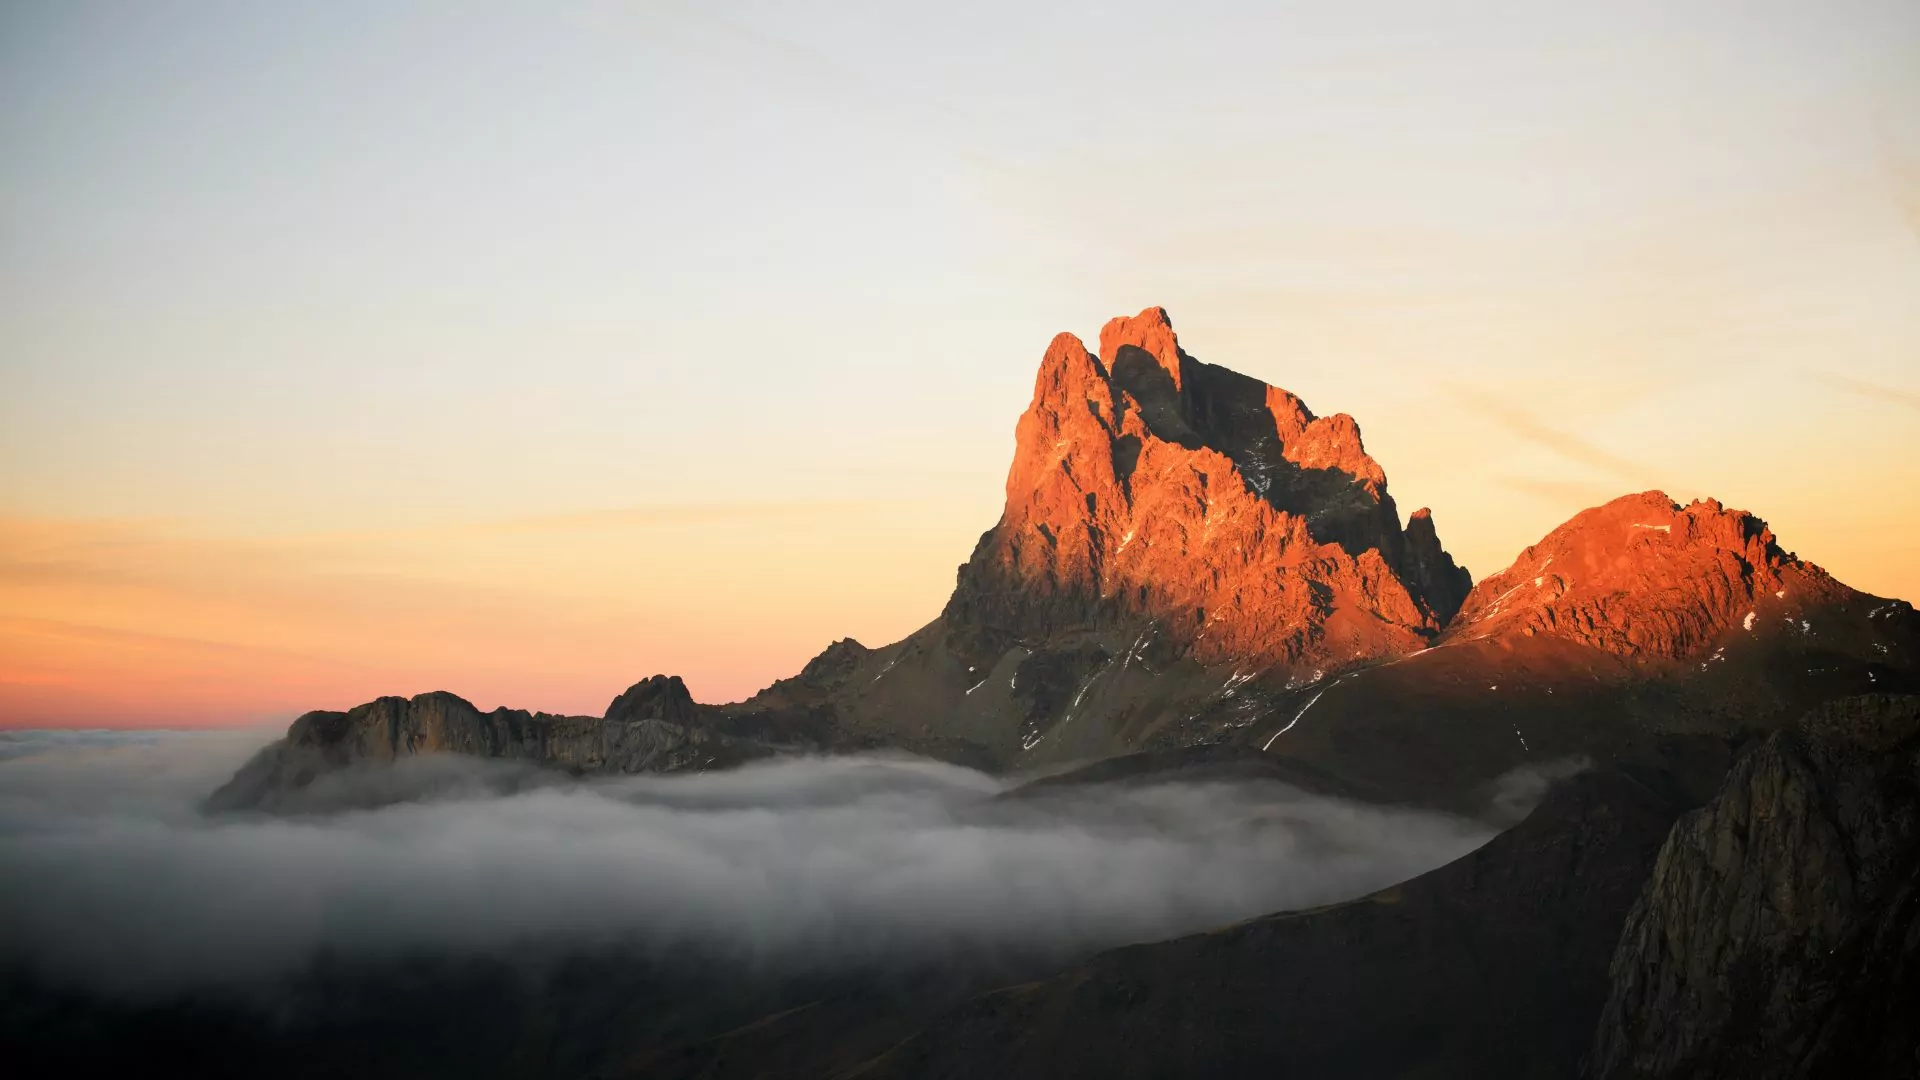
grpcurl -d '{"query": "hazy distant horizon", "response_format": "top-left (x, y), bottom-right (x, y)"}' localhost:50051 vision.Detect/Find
top-left (4, 1), bottom-right (1917, 727)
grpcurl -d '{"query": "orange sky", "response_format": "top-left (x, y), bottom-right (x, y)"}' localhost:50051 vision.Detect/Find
top-left (3, 2), bottom-right (1918, 726)
top-left (0, 501), bottom-right (992, 724)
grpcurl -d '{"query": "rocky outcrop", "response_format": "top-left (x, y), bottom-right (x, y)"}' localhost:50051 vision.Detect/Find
top-left (205, 680), bottom-right (785, 812)
top-left (739, 637), bottom-right (872, 710)
top-left (1402, 506), bottom-right (1472, 626)
top-left (604, 675), bottom-right (701, 725)
top-left (1447, 492), bottom-right (1860, 663)
top-left (1586, 694), bottom-right (1920, 1079)
top-left (943, 307), bottom-right (1470, 678)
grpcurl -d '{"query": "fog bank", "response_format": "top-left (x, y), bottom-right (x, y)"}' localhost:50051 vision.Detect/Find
top-left (0, 731), bottom-right (1504, 997)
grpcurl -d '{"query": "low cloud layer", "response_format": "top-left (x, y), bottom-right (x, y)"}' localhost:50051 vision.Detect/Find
top-left (1488, 755), bottom-right (1594, 825)
top-left (1, 731), bottom-right (1506, 998)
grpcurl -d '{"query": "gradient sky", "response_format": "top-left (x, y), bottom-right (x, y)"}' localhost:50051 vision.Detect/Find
top-left (4, 0), bottom-right (1918, 726)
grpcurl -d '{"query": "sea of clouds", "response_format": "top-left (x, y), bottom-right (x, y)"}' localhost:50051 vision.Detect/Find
top-left (0, 729), bottom-right (1514, 999)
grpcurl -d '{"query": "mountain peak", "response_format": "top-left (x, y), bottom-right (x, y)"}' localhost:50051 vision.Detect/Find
top-left (1445, 490), bottom-right (1851, 661)
top-left (943, 309), bottom-right (1470, 676)
top-left (1099, 306), bottom-right (1184, 390)
top-left (605, 674), bottom-right (699, 724)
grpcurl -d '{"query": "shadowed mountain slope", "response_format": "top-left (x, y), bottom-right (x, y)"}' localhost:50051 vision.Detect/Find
top-left (650, 762), bottom-right (1707, 1080)
top-left (1587, 693), bottom-right (1920, 1080)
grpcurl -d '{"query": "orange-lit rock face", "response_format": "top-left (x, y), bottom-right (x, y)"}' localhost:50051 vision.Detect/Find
top-left (945, 307), bottom-right (1470, 676)
top-left (1447, 491), bottom-right (1855, 662)
top-left (1099, 306), bottom-right (1186, 391)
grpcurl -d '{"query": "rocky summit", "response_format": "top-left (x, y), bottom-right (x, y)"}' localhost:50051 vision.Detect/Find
top-left (1241, 487), bottom-right (1917, 812)
top-left (1447, 490), bottom-right (1861, 663)
top-left (944, 306), bottom-right (1469, 676)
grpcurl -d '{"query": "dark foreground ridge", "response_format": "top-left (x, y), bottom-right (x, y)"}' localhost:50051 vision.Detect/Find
top-left (1587, 693), bottom-right (1920, 1079)
top-left (675, 761), bottom-right (1706, 1079)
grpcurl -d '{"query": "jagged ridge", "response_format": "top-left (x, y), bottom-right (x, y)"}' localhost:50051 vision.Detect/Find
top-left (206, 679), bottom-right (811, 811)
top-left (944, 306), bottom-right (1469, 676)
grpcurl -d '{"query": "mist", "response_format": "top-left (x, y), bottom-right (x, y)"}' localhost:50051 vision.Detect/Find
top-left (1, 730), bottom-right (1508, 999)
top-left (1488, 755), bottom-right (1594, 825)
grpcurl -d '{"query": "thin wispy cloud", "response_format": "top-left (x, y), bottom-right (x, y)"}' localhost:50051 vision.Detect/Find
top-left (0, 502), bottom-right (925, 576)
top-left (1490, 475), bottom-right (1625, 506)
top-left (474, 499), bottom-right (917, 536)
top-left (1441, 383), bottom-right (1666, 489)
top-left (0, 614), bottom-right (340, 662)
top-left (1875, 104), bottom-right (1920, 243)
top-left (657, 1), bottom-right (1016, 183)
top-left (1805, 371), bottom-right (1920, 413)
top-left (0, 503), bottom-right (970, 724)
